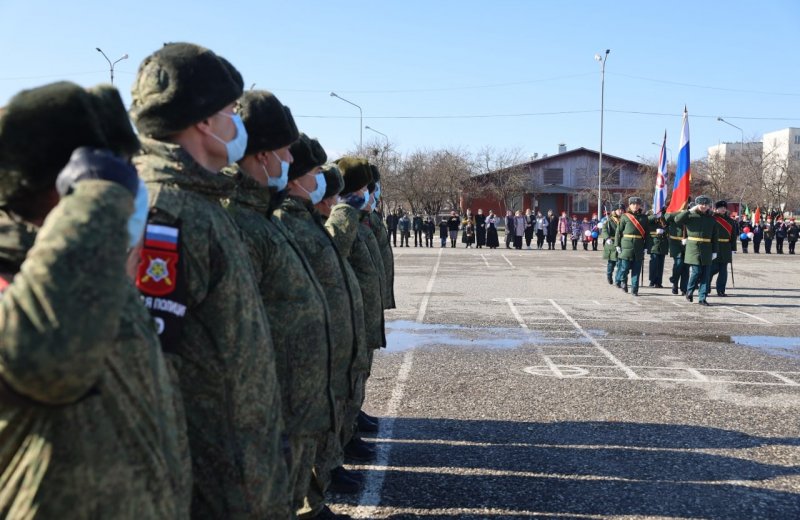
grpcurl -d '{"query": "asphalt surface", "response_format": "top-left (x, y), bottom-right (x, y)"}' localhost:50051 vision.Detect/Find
top-left (331, 243), bottom-right (800, 519)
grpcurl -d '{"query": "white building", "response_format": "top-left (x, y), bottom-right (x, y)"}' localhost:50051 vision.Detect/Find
top-left (707, 141), bottom-right (763, 163)
top-left (762, 127), bottom-right (800, 164)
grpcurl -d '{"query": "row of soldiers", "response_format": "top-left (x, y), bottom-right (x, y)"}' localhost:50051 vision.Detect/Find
top-left (600, 195), bottom-right (737, 305)
top-left (0, 42), bottom-right (395, 519)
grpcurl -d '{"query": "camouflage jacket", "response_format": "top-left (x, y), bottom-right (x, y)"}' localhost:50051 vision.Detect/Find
top-left (0, 181), bottom-right (183, 519)
top-left (222, 168), bottom-right (334, 435)
top-left (274, 197), bottom-right (367, 399)
top-left (368, 211), bottom-right (396, 309)
top-left (134, 138), bottom-right (290, 519)
top-left (600, 215), bottom-right (620, 261)
top-left (326, 204), bottom-right (386, 350)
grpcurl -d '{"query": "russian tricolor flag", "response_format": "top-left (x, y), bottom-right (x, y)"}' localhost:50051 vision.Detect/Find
top-left (144, 224), bottom-right (179, 250)
top-left (652, 130), bottom-right (668, 213)
top-left (666, 107), bottom-right (691, 213)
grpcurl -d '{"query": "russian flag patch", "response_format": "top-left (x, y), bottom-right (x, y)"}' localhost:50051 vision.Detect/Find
top-left (144, 224), bottom-right (179, 251)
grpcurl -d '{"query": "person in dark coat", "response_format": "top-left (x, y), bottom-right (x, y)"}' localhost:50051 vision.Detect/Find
top-left (438, 218), bottom-right (448, 248)
top-left (412, 213), bottom-right (423, 247)
top-left (523, 209), bottom-right (534, 249)
top-left (447, 211), bottom-right (460, 248)
top-left (709, 200), bottom-right (737, 296)
top-left (398, 212), bottom-right (411, 247)
top-left (475, 209), bottom-right (487, 248)
top-left (787, 220), bottom-right (798, 254)
top-left (386, 210), bottom-right (399, 247)
top-left (505, 210), bottom-right (514, 249)
top-left (738, 215), bottom-right (750, 253)
top-left (672, 195), bottom-right (719, 305)
top-left (775, 220), bottom-right (787, 254)
top-left (763, 220), bottom-right (774, 253)
top-left (423, 216), bottom-right (435, 247)
top-left (485, 210), bottom-right (500, 249)
top-left (545, 210), bottom-right (558, 250)
top-left (751, 221), bottom-right (763, 253)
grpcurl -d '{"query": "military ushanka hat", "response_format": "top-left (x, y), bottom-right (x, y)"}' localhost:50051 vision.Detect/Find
top-left (237, 90), bottom-right (299, 156)
top-left (336, 156), bottom-right (373, 195)
top-left (288, 134), bottom-right (327, 181)
top-left (0, 81), bottom-right (117, 205)
top-left (695, 195), bottom-right (712, 205)
top-left (321, 164), bottom-right (344, 199)
top-left (715, 200), bottom-right (728, 209)
top-left (628, 196), bottom-right (643, 205)
top-left (130, 42), bottom-right (244, 138)
top-left (616, 202), bottom-right (626, 210)
top-left (368, 164), bottom-right (381, 192)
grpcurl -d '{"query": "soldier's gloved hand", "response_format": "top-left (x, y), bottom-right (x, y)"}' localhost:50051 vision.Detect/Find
top-left (615, 246), bottom-right (621, 254)
top-left (681, 238), bottom-right (687, 245)
top-left (56, 147), bottom-right (139, 198)
top-left (605, 238), bottom-right (613, 245)
top-left (732, 251), bottom-right (736, 254)
top-left (712, 253), bottom-right (718, 260)
top-left (645, 249), bottom-right (650, 255)
top-left (656, 228), bottom-right (665, 234)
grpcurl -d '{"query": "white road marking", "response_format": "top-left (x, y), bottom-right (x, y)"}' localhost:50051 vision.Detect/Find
top-left (354, 249), bottom-right (442, 515)
top-left (548, 299), bottom-right (640, 379)
top-left (721, 306), bottom-right (773, 324)
top-left (507, 298), bottom-right (563, 377)
top-left (501, 254), bottom-right (515, 268)
top-left (768, 372), bottom-right (800, 386)
top-left (480, 254), bottom-right (490, 267)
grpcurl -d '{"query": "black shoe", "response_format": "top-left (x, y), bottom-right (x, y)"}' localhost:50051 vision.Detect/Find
top-left (329, 466), bottom-right (361, 494)
top-left (655, 284), bottom-right (663, 288)
top-left (622, 283), bottom-right (628, 293)
top-left (607, 276), bottom-right (613, 285)
top-left (312, 505), bottom-right (352, 519)
top-left (671, 285), bottom-right (678, 295)
top-left (631, 291), bottom-right (639, 297)
top-left (344, 438), bottom-right (376, 462)
top-left (648, 282), bottom-right (655, 287)
top-left (698, 300), bottom-right (710, 306)
top-left (717, 292), bottom-right (727, 297)
top-left (686, 293), bottom-right (693, 302)
top-left (681, 291), bottom-right (687, 296)
top-left (357, 412), bottom-right (379, 433)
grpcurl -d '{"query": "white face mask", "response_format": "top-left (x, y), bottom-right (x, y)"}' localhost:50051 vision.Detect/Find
top-left (298, 173), bottom-right (327, 205)
top-left (210, 112), bottom-right (248, 164)
top-left (265, 151), bottom-right (289, 191)
top-left (128, 179), bottom-right (149, 248)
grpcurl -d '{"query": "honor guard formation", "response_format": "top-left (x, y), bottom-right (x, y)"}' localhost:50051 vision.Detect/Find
top-left (0, 42), bottom-right (394, 519)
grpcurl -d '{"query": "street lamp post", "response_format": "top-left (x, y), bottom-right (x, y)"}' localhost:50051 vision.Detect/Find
top-left (96, 48), bottom-right (128, 85)
top-left (330, 92), bottom-right (363, 153)
top-left (717, 117), bottom-right (746, 209)
top-left (595, 49), bottom-right (610, 215)
top-left (364, 125), bottom-right (389, 150)
top-left (651, 142), bottom-right (673, 165)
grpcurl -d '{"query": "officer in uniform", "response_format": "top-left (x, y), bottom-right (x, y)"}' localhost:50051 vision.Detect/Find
top-left (709, 200), bottom-right (737, 296)
top-left (672, 195), bottom-right (719, 305)
top-left (130, 43), bottom-right (291, 517)
top-left (0, 82), bottom-right (185, 518)
top-left (614, 197), bottom-right (652, 296)
top-left (666, 201), bottom-right (690, 295)
top-left (222, 94), bottom-right (338, 518)
top-left (647, 211), bottom-right (669, 288)
top-left (600, 203), bottom-right (624, 284)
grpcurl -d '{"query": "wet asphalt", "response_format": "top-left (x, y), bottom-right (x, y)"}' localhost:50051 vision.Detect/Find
top-left (331, 244), bottom-right (800, 519)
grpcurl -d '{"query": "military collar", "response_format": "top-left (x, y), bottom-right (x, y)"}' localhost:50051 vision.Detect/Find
top-left (222, 165), bottom-right (272, 213)
top-left (135, 137), bottom-right (237, 199)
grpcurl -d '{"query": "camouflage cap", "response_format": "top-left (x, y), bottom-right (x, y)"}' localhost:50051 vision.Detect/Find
top-left (237, 90), bottom-right (299, 155)
top-left (288, 133), bottom-right (325, 181)
top-left (321, 163), bottom-right (344, 199)
top-left (337, 156), bottom-right (373, 195)
top-left (0, 81), bottom-right (108, 205)
top-left (130, 42), bottom-right (243, 138)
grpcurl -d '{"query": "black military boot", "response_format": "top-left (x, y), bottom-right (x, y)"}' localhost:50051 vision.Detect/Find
top-left (671, 284), bottom-right (679, 295)
top-left (622, 282), bottom-right (628, 293)
top-left (344, 437), bottom-right (376, 463)
top-left (357, 411), bottom-right (379, 433)
top-left (607, 274), bottom-right (613, 285)
top-left (329, 466), bottom-right (362, 494)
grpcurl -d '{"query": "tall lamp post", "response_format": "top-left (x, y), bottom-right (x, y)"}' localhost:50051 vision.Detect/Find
top-left (330, 92), bottom-right (363, 153)
top-left (595, 49), bottom-right (610, 215)
top-left (365, 125), bottom-right (389, 150)
top-left (96, 48), bottom-right (128, 85)
top-left (717, 117), bottom-right (745, 210)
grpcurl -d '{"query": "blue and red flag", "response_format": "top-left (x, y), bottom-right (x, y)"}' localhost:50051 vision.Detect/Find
top-left (665, 107), bottom-right (691, 213)
top-left (652, 130), bottom-right (668, 213)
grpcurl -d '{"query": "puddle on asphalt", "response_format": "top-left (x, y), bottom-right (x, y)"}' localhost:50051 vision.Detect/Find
top-left (731, 336), bottom-right (800, 360)
top-left (385, 320), bottom-right (587, 352)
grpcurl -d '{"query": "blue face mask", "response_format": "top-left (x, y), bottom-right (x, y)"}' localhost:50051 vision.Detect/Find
top-left (265, 151), bottom-right (289, 191)
top-left (373, 184), bottom-right (381, 203)
top-left (211, 112), bottom-right (248, 164)
top-left (341, 189), bottom-right (369, 210)
top-left (128, 179), bottom-right (149, 248)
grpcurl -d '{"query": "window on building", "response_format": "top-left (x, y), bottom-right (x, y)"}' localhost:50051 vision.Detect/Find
top-left (543, 168), bottom-right (564, 184)
top-left (572, 194), bottom-right (589, 213)
top-left (794, 151), bottom-right (800, 160)
top-left (795, 135), bottom-right (800, 145)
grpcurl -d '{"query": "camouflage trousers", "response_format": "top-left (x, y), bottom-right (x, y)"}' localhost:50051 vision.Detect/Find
top-left (306, 399), bottom-right (348, 515)
top-left (290, 435), bottom-right (317, 516)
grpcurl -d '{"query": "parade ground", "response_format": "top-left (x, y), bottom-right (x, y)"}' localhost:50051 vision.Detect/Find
top-left (333, 247), bottom-right (800, 519)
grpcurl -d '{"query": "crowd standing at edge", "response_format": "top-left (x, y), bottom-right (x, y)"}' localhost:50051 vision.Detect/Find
top-left (0, 42), bottom-right (395, 519)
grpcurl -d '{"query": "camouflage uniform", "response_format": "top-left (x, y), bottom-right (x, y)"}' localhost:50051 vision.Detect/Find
top-left (273, 196), bottom-right (367, 515)
top-left (0, 181), bottom-right (183, 519)
top-left (369, 211), bottom-right (395, 309)
top-left (222, 167), bottom-right (335, 511)
top-left (600, 214), bottom-right (620, 284)
top-left (134, 138), bottom-right (290, 519)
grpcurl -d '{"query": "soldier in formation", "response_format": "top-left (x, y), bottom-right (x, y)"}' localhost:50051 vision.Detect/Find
top-left (671, 196), bottom-right (719, 306)
top-left (0, 41), bottom-right (394, 519)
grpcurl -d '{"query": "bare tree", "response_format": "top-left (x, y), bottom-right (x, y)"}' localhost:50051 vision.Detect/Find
top-left (474, 146), bottom-right (528, 213)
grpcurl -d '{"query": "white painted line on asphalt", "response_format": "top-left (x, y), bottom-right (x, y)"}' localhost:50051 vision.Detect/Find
top-left (501, 254), bottom-right (515, 268)
top-left (593, 300), bottom-right (602, 306)
top-left (684, 367), bottom-right (710, 382)
top-left (523, 365), bottom-right (800, 386)
top-left (631, 300), bottom-right (642, 307)
top-left (507, 298), bottom-right (564, 378)
top-left (721, 306), bottom-right (773, 324)
top-left (548, 299), bottom-right (640, 380)
top-left (415, 249), bottom-right (443, 324)
top-left (480, 254), bottom-right (490, 267)
top-left (670, 301), bottom-right (684, 307)
top-left (768, 372), bottom-right (800, 386)
top-left (353, 248), bottom-right (442, 516)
